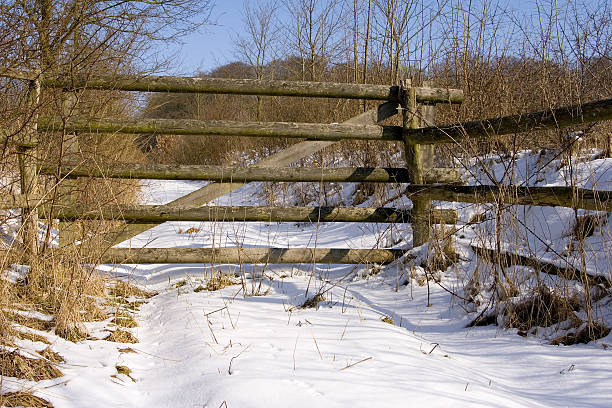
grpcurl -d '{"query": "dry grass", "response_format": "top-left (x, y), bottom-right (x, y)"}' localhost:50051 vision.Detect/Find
top-left (551, 321), bottom-right (611, 345)
top-left (6, 251), bottom-right (107, 343)
top-left (111, 315), bottom-right (137, 328)
top-left (572, 214), bottom-right (601, 241)
top-left (106, 329), bottom-right (138, 344)
top-left (380, 316), bottom-right (395, 325)
top-left (0, 350), bottom-right (63, 381)
top-left (109, 281), bottom-right (156, 299)
top-left (206, 274), bottom-right (236, 291)
top-left (114, 364), bottom-right (136, 382)
top-left (425, 227), bottom-right (460, 273)
top-left (0, 392), bottom-right (53, 408)
top-left (503, 287), bottom-right (581, 332)
top-left (39, 347), bottom-right (65, 364)
top-left (5, 311), bottom-right (55, 332)
top-left (301, 293), bottom-right (325, 308)
top-left (13, 329), bottom-right (50, 345)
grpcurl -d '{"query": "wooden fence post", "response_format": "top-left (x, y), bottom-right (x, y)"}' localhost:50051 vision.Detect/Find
top-left (402, 79), bottom-right (435, 247)
top-left (58, 90), bottom-right (80, 247)
top-left (18, 78), bottom-right (41, 255)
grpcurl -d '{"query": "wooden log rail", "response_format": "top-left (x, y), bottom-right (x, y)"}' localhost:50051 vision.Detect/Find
top-left (38, 98), bottom-right (612, 144)
top-left (38, 117), bottom-right (402, 141)
top-left (405, 97), bottom-right (612, 145)
top-left (46, 204), bottom-right (458, 225)
top-left (40, 163), bottom-right (462, 184)
top-left (0, 194), bottom-right (43, 209)
top-left (97, 247), bottom-right (405, 265)
top-left (4, 186), bottom-right (610, 213)
top-left (0, 69), bottom-right (464, 104)
top-left (403, 184), bottom-right (612, 212)
top-left (472, 245), bottom-right (610, 287)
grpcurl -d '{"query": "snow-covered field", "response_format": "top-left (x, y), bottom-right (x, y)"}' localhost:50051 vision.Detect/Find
top-left (4, 151), bottom-right (612, 407)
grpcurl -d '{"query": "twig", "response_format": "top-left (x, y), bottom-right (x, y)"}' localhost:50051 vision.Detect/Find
top-left (293, 334), bottom-right (299, 371)
top-left (228, 345), bottom-right (250, 375)
top-left (340, 356), bottom-right (372, 371)
top-left (205, 306), bottom-right (228, 317)
top-left (311, 330), bottom-right (323, 360)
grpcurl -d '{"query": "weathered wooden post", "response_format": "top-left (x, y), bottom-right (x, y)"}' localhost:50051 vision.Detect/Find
top-left (58, 90), bottom-right (80, 247)
top-left (17, 77), bottom-right (41, 255)
top-left (402, 79), bottom-right (435, 247)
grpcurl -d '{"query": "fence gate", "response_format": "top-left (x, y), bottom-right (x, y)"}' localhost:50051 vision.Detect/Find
top-left (2, 69), bottom-right (464, 266)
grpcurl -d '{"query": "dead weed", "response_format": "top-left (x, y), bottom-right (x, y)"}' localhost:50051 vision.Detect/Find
top-left (0, 350), bottom-right (63, 381)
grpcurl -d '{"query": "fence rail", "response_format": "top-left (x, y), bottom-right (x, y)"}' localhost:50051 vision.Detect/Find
top-left (405, 98), bottom-right (612, 145)
top-left (7, 184), bottom-right (609, 213)
top-left (0, 69), bottom-right (464, 103)
top-left (402, 184), bottom-right (612, 212)
top-left (40, 163), bottom-right (461, 184)
top-left (38, 117), bottom-right (402, 141)
top-left (97, 247), bottom-right (405, 265)
top-left (37, 98), bottom-right (612, 146)
top-left (46, 204), bottom-right (458, 224)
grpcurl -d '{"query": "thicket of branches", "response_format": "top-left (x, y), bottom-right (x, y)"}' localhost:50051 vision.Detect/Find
top-left (151, 0), bottom-right (611, 166)
top-left (0, 0), bottom-right (213, 344)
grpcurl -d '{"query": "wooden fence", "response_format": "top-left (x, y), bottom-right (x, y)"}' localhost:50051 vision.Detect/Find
top-left (2, 68), bottom-right (612, 267)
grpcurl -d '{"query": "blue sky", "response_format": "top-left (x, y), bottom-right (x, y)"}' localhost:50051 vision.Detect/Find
top-left (161, 0), bottom-right (245, 75)
top-left (160, 0), bottom-right (545, 75)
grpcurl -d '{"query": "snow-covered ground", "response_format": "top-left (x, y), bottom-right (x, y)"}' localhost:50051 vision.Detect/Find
top-left (4, 151), bottom-right (612, 407)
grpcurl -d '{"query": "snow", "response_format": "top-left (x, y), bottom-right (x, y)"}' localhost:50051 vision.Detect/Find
top-left (4, 151), bottom-right (612, 407)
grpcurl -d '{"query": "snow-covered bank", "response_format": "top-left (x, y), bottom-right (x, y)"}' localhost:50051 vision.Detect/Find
top-left (22, 272), bottom-right (612, 407)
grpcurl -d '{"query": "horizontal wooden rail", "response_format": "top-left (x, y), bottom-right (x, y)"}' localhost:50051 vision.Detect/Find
top-left (40, 163), bottom-right (462, 184)
top-left (37, 98), bottom-right (612, 144)
top-left (405, 98), bottom-right (612, 145)
top-left (472, 245), bottom-right (610, 287)
top-left (0, 69), bottom-right (463, 103)
top-left (38, 117), bottom-right (401, 141)
top-left (6, 185), bottom-right (609, 212)
top-left (403, 184), bottom-right (612, 211)
top-left (47, 204), bottom-right (458, 224)
top-left (97, 247), bottom-right (405, 264)
top-left (0, 194), bottom-right (43, 209)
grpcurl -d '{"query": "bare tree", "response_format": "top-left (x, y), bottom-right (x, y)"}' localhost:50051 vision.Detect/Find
top-left (234, 0), bottom-right (280, 120)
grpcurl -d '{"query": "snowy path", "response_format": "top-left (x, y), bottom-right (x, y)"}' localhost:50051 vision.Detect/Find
top-left (108, 273), bottom-right (612, 408)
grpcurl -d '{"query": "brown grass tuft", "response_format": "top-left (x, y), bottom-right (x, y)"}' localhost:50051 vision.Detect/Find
top-left (425, 227), bottom-right (460, 273)
top-left (39, 347), bottom-right (65, 364)
top-left (301, 293), bottom-right (325, 308)
top-left (55, 320), bottom-right (88, 342)
top-left (111, 315), bottom-right (137, 328)
top-left (551, 321), bottom-right (611, 346)
top-left (504, 287), bottom-right (580, 331)
top-left (206, 274), bottom-right (236, 291)
top-left (109, 281), bottom-right (156, 299)
top-left (114, 364), bottom-right (136, 382)
top-left (6, 311), bottom-right (55, 331)
top-left (106, 329), bottom-right (138, 343)
top-left (13, 329), bottom-right (50, 345)
top-left (0, 392), bottom-right (53, 408)
top-left (380, 316), bottom-right (395, 325)
top-left (0, 350), bottom-right (63, 381)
